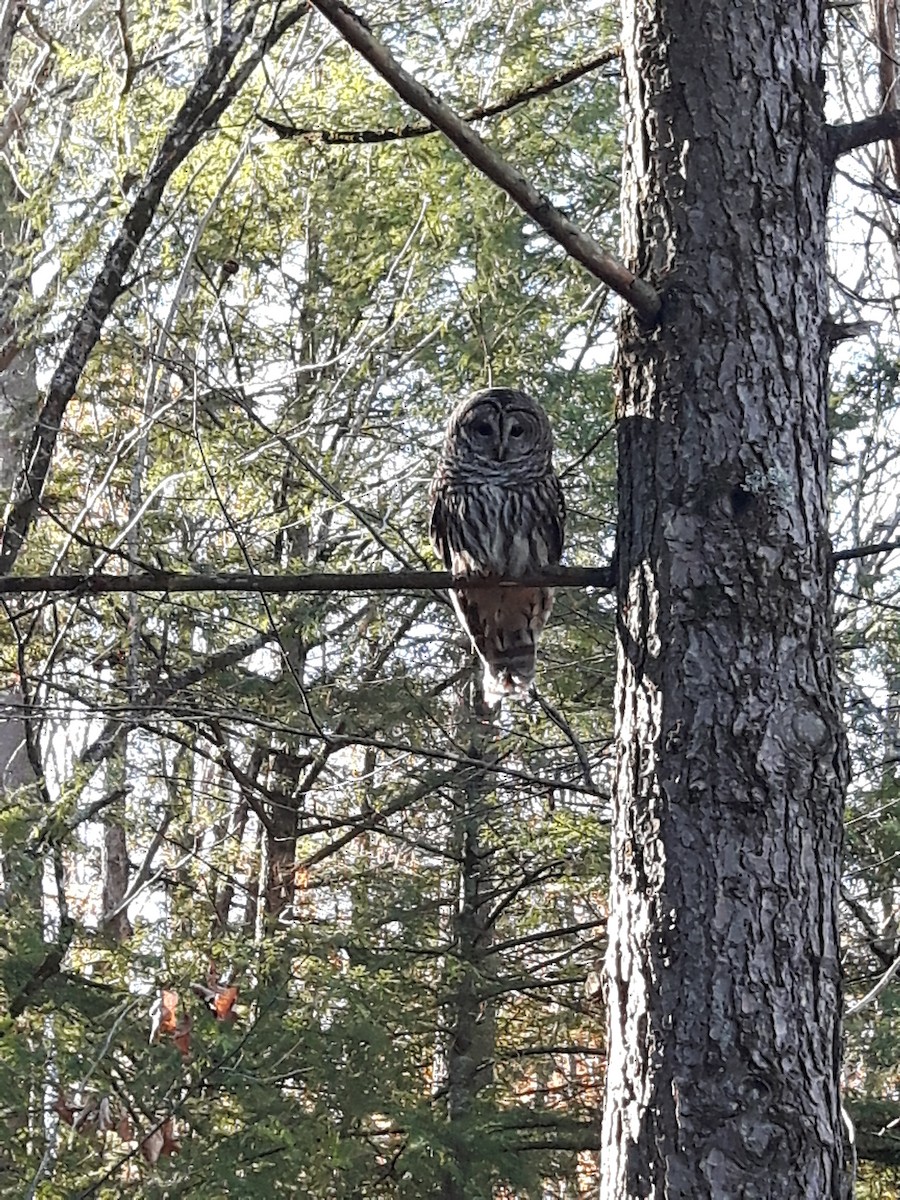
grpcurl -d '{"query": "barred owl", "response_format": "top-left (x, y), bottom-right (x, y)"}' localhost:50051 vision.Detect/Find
top-left (430, 387), bottom-right (565, 701)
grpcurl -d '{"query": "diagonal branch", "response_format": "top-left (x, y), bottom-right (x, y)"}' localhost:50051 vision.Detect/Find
top-left (846, 953), bottom-right (900, 1018)
top-left (0, 2), bottom-right (308, 578)
top-left (0, 0), bottom-right (26, 90)
top-left (262, 44), bottom-right (621, 144)
top-left (308, 0), bottom-right (660, 321)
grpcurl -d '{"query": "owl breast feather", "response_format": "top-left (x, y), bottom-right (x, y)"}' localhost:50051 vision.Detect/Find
top-left (434, 477), bottom-right (563, 578)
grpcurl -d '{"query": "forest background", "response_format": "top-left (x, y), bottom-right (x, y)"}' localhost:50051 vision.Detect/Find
top-left (1, 1), bottom-right (900, 1196)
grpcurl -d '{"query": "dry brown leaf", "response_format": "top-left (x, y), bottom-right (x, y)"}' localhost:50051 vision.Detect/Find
top-left (140, 1127), bottom-right (164, 1165)
top-left (53, 1094), bottom-right (76, 1126)
top-left (191, 980), bottom-right (239, 1023)
top-left (96, 1096), bottom-right (114, 1134)
top-left (149, 988), bottom-right (179, 1043)
top-left (212, 985), bottom-right (238, 1022)
top-left (159, 1116), bottom-right (181, 1157)
top-left (172, 1011), bottom-right (192, 1058)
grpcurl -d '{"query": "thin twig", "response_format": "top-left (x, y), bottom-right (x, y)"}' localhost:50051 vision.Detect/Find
top-left (531, 689), bottom-right (598, 792)
top-left (847, 954), bottom-right (900, 1017)
top-left (308, 0), bottom-right (660, 321)
top-left (261, 45), bottom-right (620, 144)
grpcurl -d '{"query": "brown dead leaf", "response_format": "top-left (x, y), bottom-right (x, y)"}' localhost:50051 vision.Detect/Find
top-left (212, 985), bottom-right (238, 1022)
top-left (191, 980), bottom-right (239, 1023)
top-left (159, 1116), bottom-right (181, 1157)
top-left (172, 1011), bottom-right (192, 1058)
top-left (140, 1117), bottom-right (181, 1164)
top-left (140, 1127), bottom-right (164, 1165)
top-left (149, 989), bottom-right (179, 1043)
top-left (53, 1094), bottom-right (76, 1126)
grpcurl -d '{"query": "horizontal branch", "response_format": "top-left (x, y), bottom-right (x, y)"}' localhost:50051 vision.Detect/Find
top-left (308, 0), bottom-right (660, 322)
top-left (832, 537), bottom-right (900, 562)
top-left (827, 110), bottom-right (900, 159)
top-left (261, 44), bottom-right (620, 144)
top-left (1, 541), bottom-right (894, 596)
top-left (0, 565), bottom-right (616, 597)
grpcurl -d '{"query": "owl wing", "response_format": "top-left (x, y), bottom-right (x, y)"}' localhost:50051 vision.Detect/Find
top-left (429, 487), bottom-right (454, 570)
top-left (544, 472), bottom-right (566, 565)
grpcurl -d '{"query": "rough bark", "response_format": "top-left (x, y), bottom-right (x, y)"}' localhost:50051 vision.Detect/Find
top-left (0, 0), bottom-right (39, 498)
top-left (602, 2), bottom-right (848, 1197)
top-left (100, 787), bottom-right (133, 944)
top-left (0, 686), bottom-right (42, 954)
top-left (263, 770), bottom-right (302, 925)
top-left (0, 160), bottom-right (38, 498)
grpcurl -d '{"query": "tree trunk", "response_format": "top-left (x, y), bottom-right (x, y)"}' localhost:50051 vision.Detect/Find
top-left (440, 686), bottom-right (498, 1200)
top-left (100, 794), bottom-right (133, 944)
top-left (602, 2), bottom-right (848, 1197)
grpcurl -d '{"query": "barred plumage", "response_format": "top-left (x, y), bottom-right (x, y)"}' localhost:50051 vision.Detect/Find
top-left (430, 387), bottom-right (566, 701)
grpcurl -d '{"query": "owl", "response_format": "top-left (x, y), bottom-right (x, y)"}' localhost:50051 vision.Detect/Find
top-left (430, 387), bottom-right (565, 701)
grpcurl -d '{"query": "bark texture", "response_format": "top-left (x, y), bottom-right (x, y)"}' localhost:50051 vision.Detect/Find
top-left (602, 2), bottom-right (848, 1197)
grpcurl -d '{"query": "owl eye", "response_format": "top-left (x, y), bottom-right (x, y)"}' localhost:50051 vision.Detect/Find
top-left (509, 423), bottom-right (524, 438)
top-left (474, 421), bottom-right (493, 437)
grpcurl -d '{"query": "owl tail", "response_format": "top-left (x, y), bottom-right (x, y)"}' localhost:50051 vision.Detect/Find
top-left (452, 585), bottom-right (554, 703)
top-left (482, 654), bottom-right (535, 703)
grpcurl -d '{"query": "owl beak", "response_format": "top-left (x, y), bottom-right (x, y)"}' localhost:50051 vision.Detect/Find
top-left (496, 431), bottom-right (510, 461)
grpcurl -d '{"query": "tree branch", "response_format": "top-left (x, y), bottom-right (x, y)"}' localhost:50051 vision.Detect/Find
top-left (308, 0), bottom-right (660, 321)
top-left (827, 110), bottom-right (900, 159)
top-left (261, 44), bottom-right (620, 144)
top-left (833, 538), bottom-right (900, 562)
top-left (0, 565), bottom-right (616, 597)
top-left (2, 540), bottom-right (895, 596)
top-left (846, 953), bottom-right (900, 1018)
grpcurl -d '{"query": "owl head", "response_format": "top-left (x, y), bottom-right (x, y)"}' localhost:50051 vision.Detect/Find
top-left (442, 388), bottom-right (555, 479)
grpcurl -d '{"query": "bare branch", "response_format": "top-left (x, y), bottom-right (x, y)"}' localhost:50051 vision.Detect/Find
top-left (262, 44), bottom-right (621, 144)
top-left (1, 544), bottom-right (890, 597)
top-left (308, 0), bottom-right (660, 321)
top-left (0, 565), bottom-right (616, 597)
top-left (846, 953), bottom-right (900, 1017)
top-left (115, 0), bottom-right (137, 96)
top-left (833, 538), bottom-right (900, 561)
top-left (828, 110), bottom-right (900, 159)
